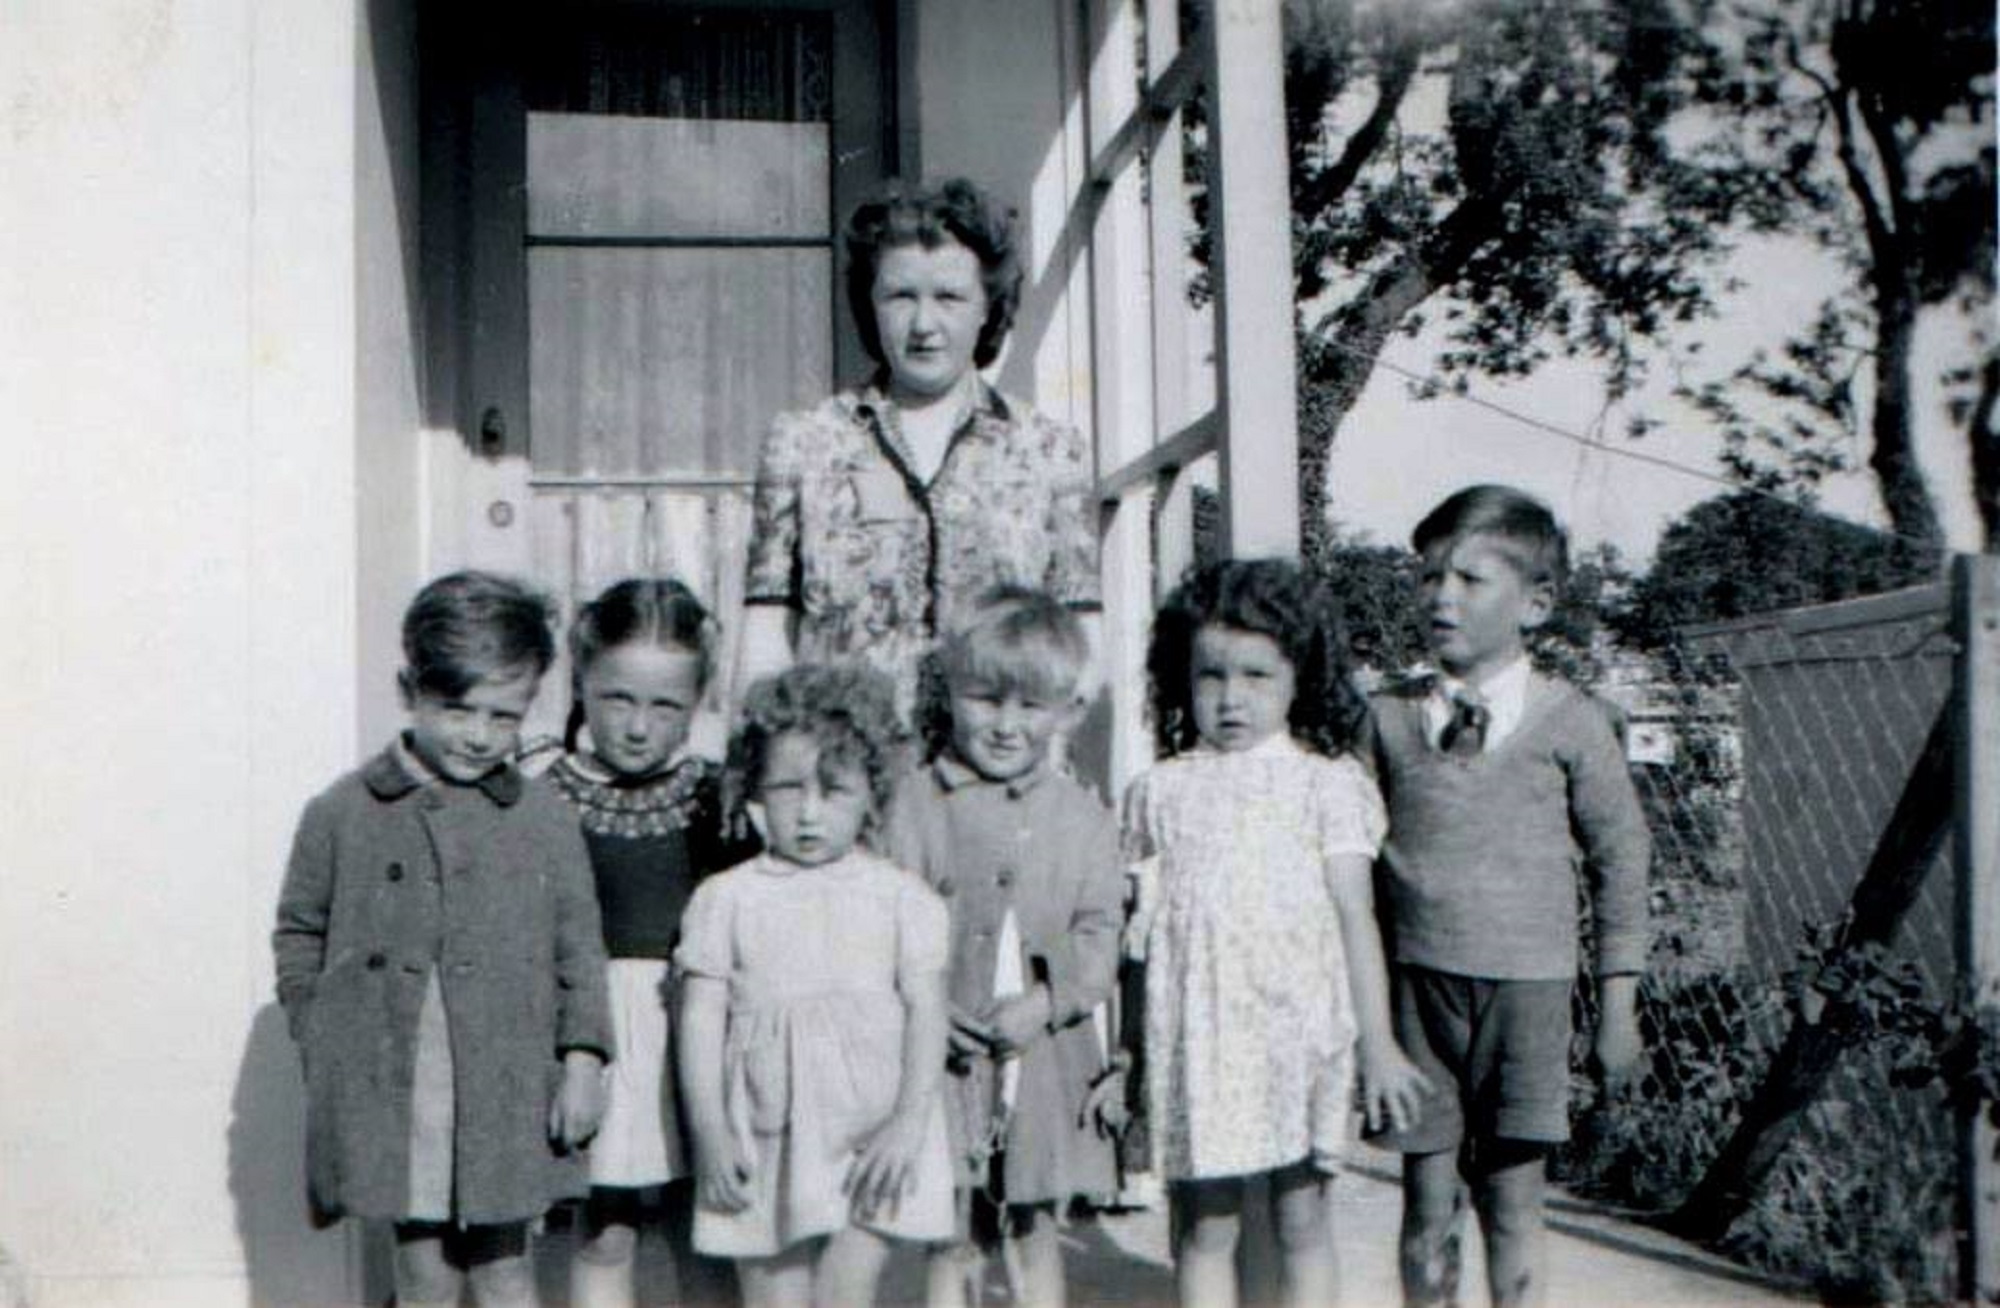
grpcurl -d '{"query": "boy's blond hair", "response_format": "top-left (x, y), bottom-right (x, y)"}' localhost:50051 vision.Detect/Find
top-left (937, 585), bottom-right (1089, 702)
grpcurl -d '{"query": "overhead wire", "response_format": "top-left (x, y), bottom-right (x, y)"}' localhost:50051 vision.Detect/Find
top-left (1318, 332), bottom-right (1950, 557)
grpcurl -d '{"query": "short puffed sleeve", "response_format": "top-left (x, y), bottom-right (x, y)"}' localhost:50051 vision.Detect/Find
top-left (672, 874), bottom-right (737, 980)
top-left (894, 872), bottom-right (950, 984)
top-left (1314, 755), bottom-right (1388, 860)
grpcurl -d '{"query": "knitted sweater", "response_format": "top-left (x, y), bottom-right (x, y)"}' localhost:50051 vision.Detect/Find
top-left (1365, 674), bottom-right (1650, 982)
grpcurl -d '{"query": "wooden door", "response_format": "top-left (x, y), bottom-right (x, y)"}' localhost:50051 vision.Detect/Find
top-left (427, 1), bottom-right (895, 743)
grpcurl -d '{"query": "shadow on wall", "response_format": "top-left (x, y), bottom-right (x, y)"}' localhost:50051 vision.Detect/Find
top-left (228, 1003), bottom-right (354, 1307)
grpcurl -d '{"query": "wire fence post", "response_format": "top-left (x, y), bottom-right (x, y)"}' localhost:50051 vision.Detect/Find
top-left (1954, 552), bottom-right (2000, 1306)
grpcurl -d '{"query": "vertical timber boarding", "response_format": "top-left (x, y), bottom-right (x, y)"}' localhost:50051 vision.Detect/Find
top-left (1955, 554), bottom-right (2000, 1305)
top-left (1086, 0), bottom-right (1300, 790)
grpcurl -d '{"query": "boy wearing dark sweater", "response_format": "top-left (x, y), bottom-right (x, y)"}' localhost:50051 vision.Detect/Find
top-left (1367, 486), bottom-right (1649, 1308)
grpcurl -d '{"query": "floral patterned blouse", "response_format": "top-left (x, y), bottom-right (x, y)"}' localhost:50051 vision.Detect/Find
top-left (744, 381), bottom-right (1101, 713)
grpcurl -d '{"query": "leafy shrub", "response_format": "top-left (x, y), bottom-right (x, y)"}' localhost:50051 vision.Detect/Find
top-left (1560, 944), bottom-right (1985, 1304)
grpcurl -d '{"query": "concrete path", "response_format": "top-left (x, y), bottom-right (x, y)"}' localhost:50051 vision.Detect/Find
top-left (547, 1145), bottom-right (1809, 1307)
top-left (886, 1145), bottom-right (1810, 1308)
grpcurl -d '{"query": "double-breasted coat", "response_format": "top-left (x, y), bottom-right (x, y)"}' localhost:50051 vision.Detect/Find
top-left (272, 744), bottom-right (612, 1225)
top-left (886, 755), bottom-right (1123, 1205)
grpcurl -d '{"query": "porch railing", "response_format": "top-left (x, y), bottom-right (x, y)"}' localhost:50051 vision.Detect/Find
top-left (523, 472), bottom-right (754, 751)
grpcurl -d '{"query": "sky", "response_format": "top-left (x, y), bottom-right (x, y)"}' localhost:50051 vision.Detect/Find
top-left (1297, 20), bottom-right (1989, 569)
top-left (1321, 234), bottom-right (1985, 566)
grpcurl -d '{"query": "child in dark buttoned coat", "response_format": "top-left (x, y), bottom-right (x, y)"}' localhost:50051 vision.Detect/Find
top-left (273, 571), bottom-right (613, 1308)
top-left (887, 587), bottom-right (1125, 1308)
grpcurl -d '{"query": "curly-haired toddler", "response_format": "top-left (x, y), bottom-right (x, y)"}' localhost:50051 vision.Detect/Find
top-left (675, 664), bottom-right (954, 1307)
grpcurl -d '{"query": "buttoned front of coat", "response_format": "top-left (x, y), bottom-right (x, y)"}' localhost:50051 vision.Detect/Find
top-left (272, 746), bottom-right (611, 1225)
top-left (885, 757), bottom-right (1122, 1203)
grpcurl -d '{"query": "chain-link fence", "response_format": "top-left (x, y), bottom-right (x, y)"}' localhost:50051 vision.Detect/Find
top-left (1555, 580), bottom-right (1973, 1303)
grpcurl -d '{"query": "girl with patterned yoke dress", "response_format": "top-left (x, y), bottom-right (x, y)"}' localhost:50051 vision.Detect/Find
top-left (549, 578), bottom-right (757, 1308)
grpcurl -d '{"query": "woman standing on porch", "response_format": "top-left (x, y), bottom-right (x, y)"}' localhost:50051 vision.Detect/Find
top-left (736, 177), bottom-right (1101, 720)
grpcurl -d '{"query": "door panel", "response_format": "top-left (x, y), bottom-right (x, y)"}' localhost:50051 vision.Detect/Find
top-left (429, 1), bottom-right (894, 746)
top-left (526, 115), bottom-right (829, 239)
top-left (527, 246), bottom-right (831, 475)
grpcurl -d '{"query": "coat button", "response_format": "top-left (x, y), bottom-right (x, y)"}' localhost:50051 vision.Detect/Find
top-left (386, 861), bottom-right (404, 882)
top-left (365, 952), bottom-right (387, 970)
top-left (996, 868), bottom-right (1017, 889)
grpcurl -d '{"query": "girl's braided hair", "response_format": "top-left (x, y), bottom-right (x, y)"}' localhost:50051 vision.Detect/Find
top-left (563, 577), bottom-right (716, 752)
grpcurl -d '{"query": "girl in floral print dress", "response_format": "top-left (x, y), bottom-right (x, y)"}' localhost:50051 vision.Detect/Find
top-left (549, 579), bottom-right (756, 1308)
top-left (1123, 559), bottom-right (1429, 1308)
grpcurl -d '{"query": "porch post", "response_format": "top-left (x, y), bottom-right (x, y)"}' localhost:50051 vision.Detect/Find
top-left (1202, 1), bottom-right (1298, 560)
top-left (1954, 553), bottom-right (2000, 1304)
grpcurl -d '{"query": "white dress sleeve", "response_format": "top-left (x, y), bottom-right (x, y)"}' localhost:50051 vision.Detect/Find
top-left (1315, 755), bottom-right (1388, 860)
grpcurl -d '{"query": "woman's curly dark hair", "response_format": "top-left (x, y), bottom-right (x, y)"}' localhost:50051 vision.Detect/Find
top-left (724, 663), bottom-right (908, 844)
top-left (844, 177), bottom-right (1022, 371)
top-left (1147, 557), bottom-right (1366, 758)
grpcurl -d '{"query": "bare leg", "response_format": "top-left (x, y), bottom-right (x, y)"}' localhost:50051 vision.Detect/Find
top-left (465, 1252), bottom-right (538, 1308)
top-left (1008, 1205), bottom-right (1065, 1308)
top-left (1471, 1143), bottom-right (1547, 1308)
top-left (815, 1225), bottom-right (895, 1308)
top-left (570, 1220), bottom-right (637, 1308)
top-left (926, 1240), bottom-right (977, 1308)
top-left (663, 1179), bottom-right (735, 1308)
top-left (1398, 1151), bottom-right (1465, 1308)
top-left (739, 1242), bottom-right (817, 1308)
top-left (1268, 1162), bottom-right (1337, 1308)
top-left (392, 1229), bottom-right (462, 1308)
top-left (1172, 1177), bottom-right (1244, 1308)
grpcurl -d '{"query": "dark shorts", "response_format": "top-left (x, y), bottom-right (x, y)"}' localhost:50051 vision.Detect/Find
top-left (1372, 964), bottom-right (1572, 1154)
top-left (392, 1219), bottom-right (529, 1267)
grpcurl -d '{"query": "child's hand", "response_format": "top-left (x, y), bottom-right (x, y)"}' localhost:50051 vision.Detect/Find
top-left (1592, 1000), bottom-right (1643, 1085)
top-left (1080, 1050), bottom-right (1131, 1137)
top-left (948, 1006), bottom-right (997, 1061)
top-left (696, 1133), bottom-right (758, 1213)
top-left (846, 1107), bottom-right (929, 1219)
top-left (1592, 974), bottom-right (1643, 1087)
top-left (549, 1050), bottom-right (607, 1152)
top-left (1357, 1040), bottom-right (1431, 1136)
top-left (980, 985), bottom-right (1053, 1057)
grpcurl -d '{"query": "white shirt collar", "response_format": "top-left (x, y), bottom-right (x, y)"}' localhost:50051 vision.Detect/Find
top-left (1426, 656), bottom-right (1533, 751)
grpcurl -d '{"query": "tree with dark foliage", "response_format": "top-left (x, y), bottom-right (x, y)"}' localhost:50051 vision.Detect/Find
top-left (1662, 0), bottom-right (1993, 552)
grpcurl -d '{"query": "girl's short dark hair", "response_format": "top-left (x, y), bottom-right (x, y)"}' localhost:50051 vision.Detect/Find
top-left (564, 577), bottom-right (717, 750)
top-left (1411, 484), bottom-right (1569, 588)
top-left (1147, 557), bottom-right (1365, 758)
top-left (844, 177), bottom-right (1022, 371)
top-left (400, 570), bottom-right (556, 699)
top-left (725, 663), bottom-right (907, 841)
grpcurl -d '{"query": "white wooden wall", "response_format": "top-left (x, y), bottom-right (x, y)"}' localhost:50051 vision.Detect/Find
top-left (1085, 0), bottom-right (1300, 788)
